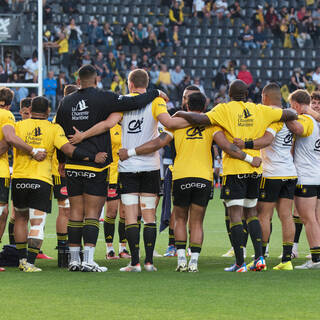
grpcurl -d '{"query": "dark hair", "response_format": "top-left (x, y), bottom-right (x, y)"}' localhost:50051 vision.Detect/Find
top-left (31, 96), bottom-right (49, 113)
top-left (128, 69), bottom-right (149, 88)
top-left (64, 84), bottom-right (78, 96)
top-left (78, 64), bottom-right (97, 81)
top-left (0, 87), bottom-right (14, 106)
top-left (20, 97), bottom-right (32, 109)
top-left (185, 85), bottom-right (200, 91)
top-left (229, 79), bottom-right (248, 101)
top-left (188, 92), bottom-right (207, 112)
top-left (288, 89), bottom-right (311, 105)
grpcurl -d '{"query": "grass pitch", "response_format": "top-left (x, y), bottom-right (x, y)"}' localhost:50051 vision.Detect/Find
top-left (0, 191), bottom-right (318, 320)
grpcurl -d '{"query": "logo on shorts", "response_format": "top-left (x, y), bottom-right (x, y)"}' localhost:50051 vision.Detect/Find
top-left (283, 133), bottom-right (293, 146)
top-left (314, 139), bottom-right (320, 152)
top-left (60, 186), bottom-right (68, 196)
top-left (66, 170), bottom-right (96, 179)
top-left (108, 188), bottom-right (118, 198)
top-left (16, 183), bottom-right (41, 189)
top-left (127, 118), bottom-right (143, 134)
top-left (225, 188), bottom-right (230, 196)
top-left (302, 188), bottom-right (307, 194)
top-left (180, 182), bottom-right (207, 190)
top-left (186, 126), bottom-right (205, 140)
top-left (260, 191), bottom-right (266, 199)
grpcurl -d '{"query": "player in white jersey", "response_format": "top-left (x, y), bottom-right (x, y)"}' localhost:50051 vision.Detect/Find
top-left (285, 90), bottom-right (320, 269)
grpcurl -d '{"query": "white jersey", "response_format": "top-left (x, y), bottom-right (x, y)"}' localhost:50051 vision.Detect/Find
top-left (118, 95), bottom-right (168, 173)
top-left (262, 122), bottom-right (297, 178)
top-left (294, 115), bottom-right (320, 185)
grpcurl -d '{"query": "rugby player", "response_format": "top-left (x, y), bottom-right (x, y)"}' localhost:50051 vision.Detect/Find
top-left (118, 91), bottom-right (261, 272)
top-left (56, 65), bottom-right (167, 272)
top-left (2, 96), bottom-right (106, 272)
top-left (174, 80), bottom-right (297, 272)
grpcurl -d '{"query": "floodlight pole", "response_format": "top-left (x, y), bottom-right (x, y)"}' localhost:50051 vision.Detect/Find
top-left (38, 0), bottom-right (43, 95)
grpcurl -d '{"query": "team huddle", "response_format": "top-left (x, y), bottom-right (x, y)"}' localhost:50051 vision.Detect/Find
top-left (0, 64), bottom-right (319, 273)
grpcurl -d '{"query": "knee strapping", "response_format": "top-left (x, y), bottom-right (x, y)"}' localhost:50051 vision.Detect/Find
top-left (29, 209), bottom-right (47, 240)
top-left (58, 198), bottom-right (70, 208)
top-left (140, 196), bottom-right (156, 210)
top-left (121, 194), bottom-right (139, 206)
top-left (0, 205), bottom-right (5, 217)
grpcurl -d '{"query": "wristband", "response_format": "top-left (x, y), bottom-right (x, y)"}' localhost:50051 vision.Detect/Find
top-left (244, 140), bottom-right (254, 149)
top-left (127, 148), bottom-right (137, 157)
top-left (244, 154), bottom-right (253, 164)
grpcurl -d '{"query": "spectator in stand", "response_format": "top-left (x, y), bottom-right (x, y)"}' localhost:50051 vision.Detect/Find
top-left (279, 6), bottom-right (288, 19)
top-left (87, 19), bottom-right (103, 46)
top-left (55, 32), bottom-right (69, 74)
top-left (0, 0), bottom-right (10, 13)
top-left (110, 74), bottom-right (126, 95)
top-left (150, 64), bottom-right (160, 87)
top-left (135, 23), bottom-right (148, 47)
top-left (170, 25), bottom-right (182, 51)
top-left (193, 77), bottom-right (206, 95)
top-left (239, 24), bottom-right (256, 53)
top-left (11, 74), bottom-right (28, 111)
top-left (142, 31), bottom-right (158, 56)
top-left (56, 71), bottom-right (69, 102)
top-left (121, 22), bottom-right (136, 46)
top-left (214, 65), bottom-right (228, 90)
top-left (248, 79), bottom-right (262, 103)
top-left (169, 1), bottom-right (184, 26)
top-left (312, 67), bottom-right (320, 89)
top-left (158, 63), bottom-right (174, 93)
top-left (66, 18), bottom-right (82, 53)
top-left (101, 65), bottom-right (113, 89)
top-left (213, 0), bottom-right (229, 20)
top-left (306, 16), bottom-right (317, 46)
top-left (288, 7), bottom-right (297, 21)
top-left (23, 51), bottom-right (38, 83)
top-left (61, 0), bottom-right (78, 15)
top-left (102, 23), bottom-right (115, 50)
top-left (289, 67), bottom-right (307, 92)
top-left (297, 17), bottom-right (311, 48)
top-left (254, 25), bottom-right (272, 50)
top-left (227, 67), bottom-right (237, 84)
top-left (82, 51), bottom-right (93, 66)
top-left (72, 42), bottom-right (85, 69)
top-left (43, 71), bottom-right (57, 110)
top-left (118, 52), bottom-right (127, 73)
top-left (0, 64), bottom-right (7, 83)
top-left (170, 65), bottom-right (185, 90)
top-left (214, 85), bottom-right (229, 104)
top-left (265, 6), bottom-right (281, 38)
top-left (297, 6), bottom-right (306, 22)
top-left (252, 5), bottom-right (265, 29)
top-left (228, 1), bottom-right (243, 21)
top-left (193, 0), bottom-right (207, 20)
top-left (157, 25), bottom-right (169, 48)
top-left (96, 75), bottom-right (103, 89)
top-left (178, 74), bottom-right (191, 98)
top-left (94, 51), bottom-right (106, 76)
top-left (153, 51), bottom-right (164, 66)
top-left (145, 24), bottom-right (154, 38)
top-left (3, 54), bottom-right (17, 76)
top-left (139, 54), bottom-right (151, 69)
top-left (312, 6), bottom-right (320, 29)
top-left (106, 51), bottom-right (119, 73)
top-left (127, 53), bottom-right (139, 68)
top-left (43, 5), bottom-right (53, 23)
top-left (237, 64), bottom-right (253, 85)
top-left (287, 17), bottom-right (299, 47)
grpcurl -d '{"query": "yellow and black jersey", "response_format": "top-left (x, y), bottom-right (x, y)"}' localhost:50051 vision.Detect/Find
top-left (206, 101), bottom-right (283, 175)
top-left (109, 124), bottom-right (121, 184)
top-left (9, 119), bottom-right (69, 185)
top-left (51, 116), bottom-right (60, 177)
top-left (166, 125), bottom-right (222, 181)
top-left (0, 108), bottom-right (15, 178)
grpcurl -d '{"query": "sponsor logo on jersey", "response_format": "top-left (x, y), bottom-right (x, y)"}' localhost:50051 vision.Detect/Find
top-left (72, 100), bottom-right (89, 120)
top-left (33, 127), bottom-right (42, 137)
top-left (282, 133), bottom-right (293, 146)
top-left (314, 139), bottom-right (320, 152)
top-left (238, 109), bottom-right (254, 127)
top-left (127, 118), bottom-right (144, 134)
top-left (186, 126), bottom-right (205, 140)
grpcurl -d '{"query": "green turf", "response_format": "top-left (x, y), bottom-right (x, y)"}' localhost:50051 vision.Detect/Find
top-left (0, 191), bottom-right (317, 320)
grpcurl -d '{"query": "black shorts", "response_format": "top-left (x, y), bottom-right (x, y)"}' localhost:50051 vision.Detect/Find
top-left (66, 168), bottom-right (109, 197)
top-left (259, 178), bottom-right (297, 202)
top-left (0, 177), bottom-right (10, 204)
top-left (295, 184), bottom-right (320, 198)
top-left (11, 179), bottom-right (52, 213)
top-left (173, 177), bottom-right (212, 207)
top-left (119, 170), bottom-right (160, 194)
top-left (221, 173), bottom-right (262, 200)
top-left (53, 175), bottom-right (68, 200)
top-left (107, 183), bottom-right (121, 201)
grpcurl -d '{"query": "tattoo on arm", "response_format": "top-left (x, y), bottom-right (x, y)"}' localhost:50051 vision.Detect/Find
top-left (159, 132), bottom-right (168, 141)
top-left (230, 143), bottom-right (246, 159)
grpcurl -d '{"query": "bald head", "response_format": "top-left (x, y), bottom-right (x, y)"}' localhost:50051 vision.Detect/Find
top-left (229, 80), bottom-right (248, 101)
top-left (262, 83), bottom-right (282, 107)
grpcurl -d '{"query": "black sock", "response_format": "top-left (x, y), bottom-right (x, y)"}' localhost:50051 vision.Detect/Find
top-left (282, 242), bottom-right (293, 262)
top-left (190, 243), bottom-right (202, 253)
top-left (118, 217), bottom-right (126, 243)
top-left (137, 215), bottom-right (142, 232)
top-left (247, 217), bottom-right (263, 259)
top-left (67, 220), bottom-right (83, 245)
top-left (57, 233), bottom-right (68, 248)
top-left (9, 218), bottom-right (15, 245)
top-left (225, 210), bottom-right (232, 246)
top-left (293, 216), bottom-right (303, 243)
top-left (268, 221), bottom-right (273, 243)
top-left (168, 228), bottom-right (175, 246)
top-left (144, 223), bottom-right (157, 264)
top-left (242, 219), bottom-right (248, 247)
top-left (262, 242), bottom-right (268, 257)
top-left (230, 222), bottom-right (244, 266)
top-left (16, 242), bottom-right (27, 260)
top-left (83, 219), bottom-right (99, 245)
top-left (125, 224), bottom-right (140, 266)
top-left (104, 217), bottom-right (115, 244)
top-left (175, 241), bottom-right (187, 250)
top-left (27, 246), bottom-right (40, 265)
top-left (310, 246), bottom-right (320, 263)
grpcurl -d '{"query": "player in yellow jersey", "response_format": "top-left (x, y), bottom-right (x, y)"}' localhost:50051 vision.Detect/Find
top-left (2, 96), bottom-right (107, 272)
top-left (173, 80), bottom-right (297, 272)
top-left (119, 92), bottom-right (261, 272)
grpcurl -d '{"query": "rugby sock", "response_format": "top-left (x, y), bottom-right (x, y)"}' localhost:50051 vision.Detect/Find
top-left (144, 223), bottom-right (157, 264)
top-left (16, 242), bottom-right (27, 260)
top-left (168, 228), bottom-right (175, 246)
top-left (242, 219), bottom-right (248, 247)
top-left (8, 218), bottom-right (15, 245)
top-left (262, 242), bottom-right (268, 257)
top-left (68, 220), bottom-right (83, 245)
top-left (27, 246), bottom-right (40, 265)
top-left (83, 245), bottom-right (95, 264)
top-left (69, 247), bottom-right (81, 264)
top-left (57, 233), bottom-right (68, 248)
top-left (83, 219), bottom-right (99, 245)
top-left (137, 215), bottom-right (142, 232)
top-left (190, 243), bottom-right (201, 264)
top-left (230, 222), bottom-right (244, 266)
top-left (247, 216), bottom-right (263, 259)
top-left (293, 216), bottom-right (303, 243)
top-left (176, 241), bottom-right (187, 264)
top-left (125, 224), bottom-right (140, 266)
top-left (282, 242), bottom-right (293, 262)
top-left (225, 213), bottom-right (232, 245)
top-left (104, 217), bottom-right (115, 244)
top-left (269, 221), bottom-right (273, 242)
top-left (118, 217), bottom-right (126, 243)
top-left (310, 246), bottom-right (320, 263)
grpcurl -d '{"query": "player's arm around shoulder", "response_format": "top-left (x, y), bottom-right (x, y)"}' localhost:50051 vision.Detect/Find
top-left (286, 114), bottom-right (314, 137)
